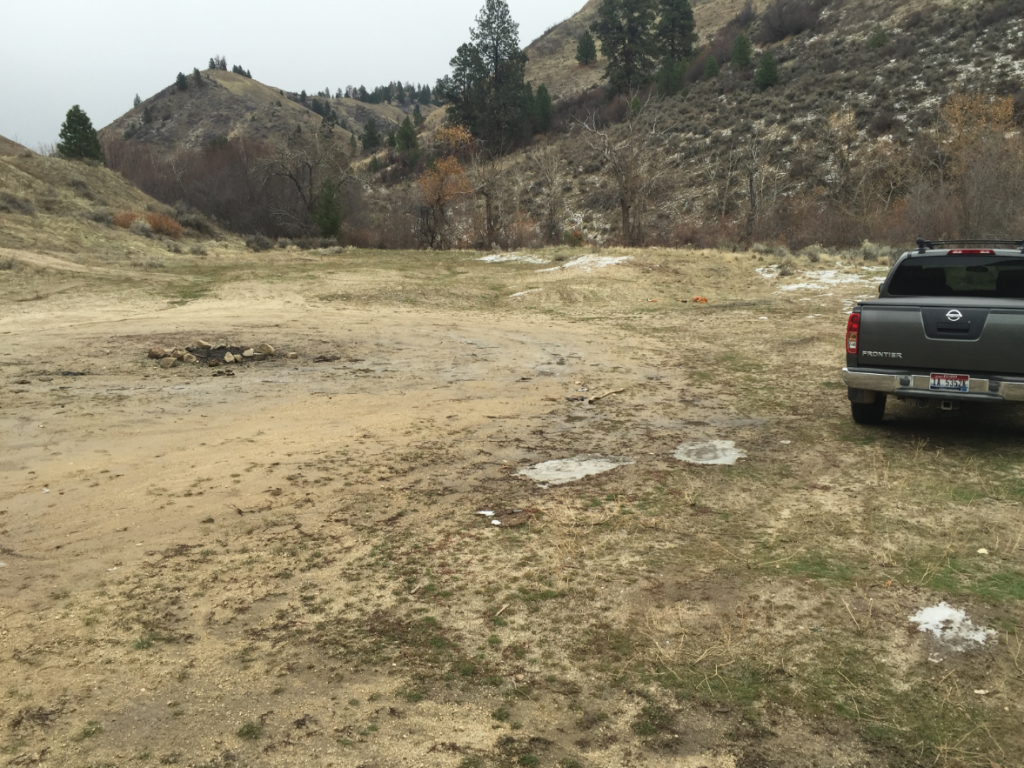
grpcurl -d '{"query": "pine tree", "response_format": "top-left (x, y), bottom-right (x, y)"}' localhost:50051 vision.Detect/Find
top-left (314, 180), bottom-right (342, 238)
top-left (175, 72), bottom-right (188, 91)
top-left (396, 117), bottom-right (418, 151)
top-left (576, 30), bottom-right (598, 65)
top-left (193, 68), bottom-right (204, 88)
top-left (413, 104), bottom-right (425, 127)
top-left (591, 0), bottom-right (659, 93)
top-left (655, 0), bottom-right (697, 63)
top-left (731, 33), bottom-right (752, 68)
top-left (754, 51), bottom-right (779, 90)
top-left (361, 120), bottom-right (381, 151)
top-left (56, 105), bottom-right (104, 163)
top-left (133, 93), bottom-right (141, 108)
top-left (534, 84), bottom-right (552, 133)
top-left (435, 0), bottom-right (532, 151)
top-left (703, 55), bottom-right (719, 79)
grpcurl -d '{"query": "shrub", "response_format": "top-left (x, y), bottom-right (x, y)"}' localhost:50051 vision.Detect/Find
top-left (113, 211), bottom-right (140, 228)
top-left (144, 212), bottom-right (183, 239)
top-left (0, 192), bottom-right (36, 216)
top-left (867, 25), bottom-right (888, 50)
top-left (244, 234), bottom-right (274, 252)
top-left (87, 209), bottom-right (113, 226)
top-left (189, 245), bottom-right (207, 256)
top-left (129, 219), bottom-right (153, 237)
top-left (754, 52), bottom-right (779, 90)
top-left (756, 0), bottom-right (824, 44)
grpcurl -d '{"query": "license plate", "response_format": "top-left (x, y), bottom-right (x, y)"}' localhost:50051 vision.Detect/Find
top-left (929, 373), bottom-right (969, 392)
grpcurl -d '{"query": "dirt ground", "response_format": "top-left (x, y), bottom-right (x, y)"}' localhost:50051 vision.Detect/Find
top-left (2, 244), bottom-right (1023, 768)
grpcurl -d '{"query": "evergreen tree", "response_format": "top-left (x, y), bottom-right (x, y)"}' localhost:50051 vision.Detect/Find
top-left (731, 33), bottom-right (752, 67)
top-left (655, 0), bottom-right (696, 63)
top-left (361, 120), bottom-right (381, 151)
top-left (56, 105), bottom-right (104, 163)
top-left (314, 180), bottom-right (342, 238)
top-left (435, 0), bottom-right (532, 151)
top-left (591, 0), bottom-right (659, 93)
top-left (133, 93), bottom-right (141, 108)
top-left (175, 72), bottom-right (188, 91)
top-left (576, 30), bottom-right (598, 65)
top-left (703, 55), bottom-right (719, 79)
top-left (387, 130), bottom-right (397, 148)
top-left (754, 51), bottom-right (779, 90)
top-left (413, 104), bottom-right (425, 127)
top-left (193, 68), bottom-right (204, 88)
top-left (656, 59), bottom-right (687, 96)
top-left (143, 106), bottom-right (153, 124)
top-left (534, 84), bottom-right (552, 133)
top-left (396, 117), bottom-right (418, 151)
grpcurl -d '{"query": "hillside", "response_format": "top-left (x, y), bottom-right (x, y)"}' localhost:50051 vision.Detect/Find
top-left (0, 134), bottom-right (31, 157)
top-left (525, 0), bottom-right (768, 99)
top-left (0, 151), bottom-right (225, 258)
top-left (99, 70), bottom-right (430, 152)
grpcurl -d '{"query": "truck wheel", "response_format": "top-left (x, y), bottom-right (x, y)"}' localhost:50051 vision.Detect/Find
top-left (851, 394), bottom-right (886, 425)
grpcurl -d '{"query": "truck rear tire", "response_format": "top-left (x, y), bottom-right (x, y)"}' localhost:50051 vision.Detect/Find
top-left (851, 394), bottom-right (887, 424)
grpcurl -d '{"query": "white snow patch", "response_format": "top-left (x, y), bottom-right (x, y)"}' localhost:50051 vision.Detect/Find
top-left (478, 253), bottom-right (551, 264)
top-left (910, 602), bottom-right (996, 651)
top-left (517, 455), bottom-right (634, 486)
top-left (537, 255), bottom-right (630, 272)
top-left (777, 270), bottom-right (879, 292)
top-left (674, 441), bottom-right (746, 466)
top-left (755, 266), bottom-right (779, 279)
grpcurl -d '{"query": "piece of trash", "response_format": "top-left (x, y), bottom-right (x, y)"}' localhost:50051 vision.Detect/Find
top-left (476, 510), bottom-right (495, 517)
top-left (974, 689), bottom-right (991, 695)
top-left (517, 456), bottom-right (634, 486)
top-left (910, 602), bottom-right (996, 651)
top-left (107, 567), bottom-right (118, 572)
top-left (491, 520), bottom-right (502, 526)
top-left (576, 387), bottom-right (589, 392)
top-left (758, 316), bottom-right (768, 320)
top-left (647, 298), bottom-right (659, 303)
top-left (674, 441), bottom-right (746, 466)
top-left (679, 299), bottom-right (688, 303)
top-left (977, 548), bottom-right (989, 555)
top-left (780, 440), bottom-right (791, 445)
top-left (509, 289), bottom-right (543, 297)
top-left (43, 488), bottom-right (49, 493)
top-left (566, 396), bottom-right (586, 402)
top-left (693, 296), bottom-right (708, 304)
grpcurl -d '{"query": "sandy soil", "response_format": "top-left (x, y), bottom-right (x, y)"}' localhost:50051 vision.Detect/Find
top-left (2, 247), bottom-right (1021, 768)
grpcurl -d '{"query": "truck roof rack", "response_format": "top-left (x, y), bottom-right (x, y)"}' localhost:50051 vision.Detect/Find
top-left (916, 238), bottom-right (1024, 254)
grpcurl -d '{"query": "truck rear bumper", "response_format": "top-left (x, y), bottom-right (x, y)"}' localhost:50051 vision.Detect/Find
top-left (842, 368), bottom-right (1024, 402)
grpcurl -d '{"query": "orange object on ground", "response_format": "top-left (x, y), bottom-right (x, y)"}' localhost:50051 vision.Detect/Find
top-left (693, 296), bottom-right (708, 304)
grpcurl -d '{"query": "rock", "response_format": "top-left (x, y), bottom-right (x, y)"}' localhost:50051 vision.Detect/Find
top-left (256, 343), bottom-right (275, 355)
top-left (170, 347), bottom-right (187, 360)
top-left (182, 353), bottom-right (197, 364)
top-left (251, 353), bottom-right (265, 361)
top-left (208, 358), bottom-right (222, 367)
top-left (223, 352), bottom-right (235, 363)
top-left (195, 339), bottom-right (213, 349)
top-left (242, 348), bottom-right (254, 358)
top-left (213, 339), bottom-right (226, 350)
top-left (158, 357), bottom-right (178, 369)
top-left (148, 347), bottom-right (167, 359)
top-left (286, 352), bottom-right (298, 359)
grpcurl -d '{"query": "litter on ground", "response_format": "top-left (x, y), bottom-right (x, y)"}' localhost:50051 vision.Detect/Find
top-left (509, 289), bottom-right (543, 297)
top-left (537, 255), bottom-right (630, 272)
top-left (909, 602), bottom-right (996, 651)
top-left (674, 441), bottom-right (746, 466)
top-left (478, 253), bottom-right (551, 264)
top-left (475, 510), bottom-right (495, 517)
top-left (516, 455), bottom-right (634, 486)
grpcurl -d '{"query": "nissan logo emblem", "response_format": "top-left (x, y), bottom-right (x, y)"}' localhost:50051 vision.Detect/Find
top-left (946, 309), bottom-right (963, 322)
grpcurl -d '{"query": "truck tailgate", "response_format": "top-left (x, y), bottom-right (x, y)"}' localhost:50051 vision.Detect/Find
top-left (859, 301), bottom-right (1024, 374)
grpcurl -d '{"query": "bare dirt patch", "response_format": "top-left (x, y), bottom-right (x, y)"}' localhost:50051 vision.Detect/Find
top-left (2, 246), bottom-right (1023, 767)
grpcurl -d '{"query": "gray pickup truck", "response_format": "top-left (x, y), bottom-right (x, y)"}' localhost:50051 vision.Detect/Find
top-left (843, 239), bottom-right (1024, 424)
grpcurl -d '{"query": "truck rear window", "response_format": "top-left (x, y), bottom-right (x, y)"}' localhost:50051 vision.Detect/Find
top-left (888, 256), bottom-right (1024, 298)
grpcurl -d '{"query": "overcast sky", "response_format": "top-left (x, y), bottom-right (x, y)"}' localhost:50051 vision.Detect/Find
top-left (0, 0), bottom-right (585, 150)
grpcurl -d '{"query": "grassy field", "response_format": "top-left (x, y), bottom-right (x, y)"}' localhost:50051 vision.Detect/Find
top-left (1, 243), bottom-right (1022, 767)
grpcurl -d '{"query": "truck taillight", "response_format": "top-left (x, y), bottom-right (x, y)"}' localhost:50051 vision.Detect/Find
top-left (846, 312), bottom-right (860, 354)
top-left (947, 249), bottom-right (995, 255)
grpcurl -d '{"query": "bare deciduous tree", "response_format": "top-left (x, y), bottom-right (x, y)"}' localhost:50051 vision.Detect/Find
top-left (578, 94), bottom-right (675, 246)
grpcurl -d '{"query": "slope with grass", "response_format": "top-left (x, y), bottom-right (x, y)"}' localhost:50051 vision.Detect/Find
top-left (0, 134), bottom-right (31, 157)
